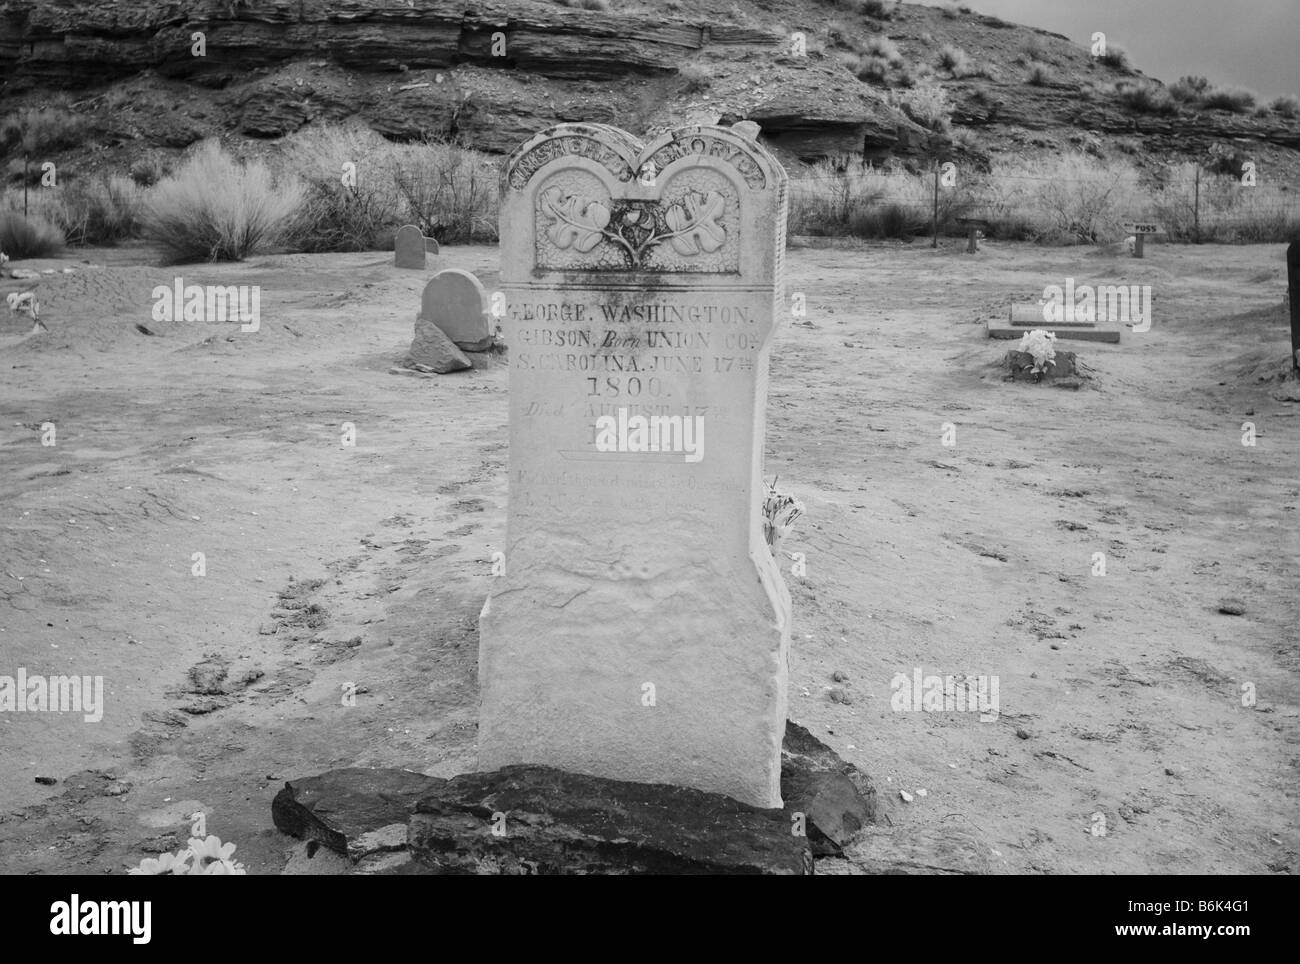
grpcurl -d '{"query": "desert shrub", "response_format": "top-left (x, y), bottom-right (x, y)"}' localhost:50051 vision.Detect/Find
top-left (0, 208), bottom-right (65, 257)
top-left (390, 141), bottom-right (498, 244)
top-left (863, 34), bottom-right (903, 65)
top-left (1168, 75), bottom-right (1210, 104)
top-left (279, 124), bottom-right (404, 252)
top-left (1024, 155), bottom-right (1141, 243)
top-left (950, 126), bottom-right (983, 153)
top-left (937, 44), bottom-right (972, 76)
top-left (1097, 44), bottom-right (1128, 69)
top-left (1201, 86), bottom-right (1256, 113)
top-left (1205, 143), bottom-right (1250, 178)
top-left (1268, 94), bottom-right (1300, 118)
top-left (788, 161), bottom-right (967, 240)
top-left (984, 214), bottom-right (1037, 241)
top-left (279, 124), bottom-right (499, 250)
top-left (893, 61), bottom-right (936, 88)
top-left (850, 54), bottom-right (891, 83)
top-left (51, 175), bottom-right (142, 245)
top-left (826, 20), bottom-right (856, 49)
top-left (855, 0), bottom-right (895, 19)
top-left (949, 155), bottom-right (1142, 244)
top-left (852, 202), bottom-right (927, 239)
top-left (1115, 82), bottom-right (1177, 116)
top-left (788, 149), bottom-right (1300, 248)
top-left (129, 154), bottom-right (172, 187)
top-left (1151, 161), bottom-right (1300, 243)
top-left (4, 157), bottom-right (47, 186)
top-left (141, 140), bottom-right (303, 262)
top-left (891, 83), bottom-right (953, 133)
top-left (0, 105), bottom-right (89, 158)
top-left (940, 4), bottom-right (958, 18)
top-left (1026, 61), bottom-right (1054, 86)
top-left (677, 63), bottom-right (711, 94)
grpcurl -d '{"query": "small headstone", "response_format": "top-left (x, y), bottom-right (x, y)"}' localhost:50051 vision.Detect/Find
top-left (425, 237), bottom-right (440, 255)
top-left (407, 315), bottom-right (471, 373)
top-left (394, 224), bottom-right (426, 269)
top-left (481, 123), bottom-right (792, 808)
top-left (420, 269), bottom-right (493, 352)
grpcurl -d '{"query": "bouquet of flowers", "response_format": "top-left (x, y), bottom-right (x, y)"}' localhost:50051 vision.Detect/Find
top-left (129, 834), bottom-right (247, 875)
top-left (1016, 328), bottom-right (1057, 375)
top-left (762, 477), bottom-right (805, 556)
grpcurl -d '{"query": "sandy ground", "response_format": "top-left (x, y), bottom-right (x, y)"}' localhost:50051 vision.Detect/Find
top-left (0, 238), bottom-right (1296, 875)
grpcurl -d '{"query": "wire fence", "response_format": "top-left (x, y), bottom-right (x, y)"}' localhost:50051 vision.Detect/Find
top-left (785, 165), bottom-right (1300, 244)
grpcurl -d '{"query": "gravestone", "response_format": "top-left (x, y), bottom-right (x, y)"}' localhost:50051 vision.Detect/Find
top-left (420, 269), bottom-right (493, 352)
top-left (479, 123), bottom-right (792, 808)
top-left (394, 224), bottom-right (426, 269)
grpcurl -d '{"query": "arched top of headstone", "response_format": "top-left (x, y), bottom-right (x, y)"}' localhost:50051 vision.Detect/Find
top-left (503, 123), bottom-right (784, 195)
top-left (500, 123), bottom-right (788, 282)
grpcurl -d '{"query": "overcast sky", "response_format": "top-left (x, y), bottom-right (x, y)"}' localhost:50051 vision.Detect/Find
top-left (911, 0), bottom-right (1298, 100)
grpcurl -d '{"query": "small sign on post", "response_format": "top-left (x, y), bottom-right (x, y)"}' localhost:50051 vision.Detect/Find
top-left (956, 217), bottom-right (989, 254)
top-left (1122, 221), bottom-right (1163, 259)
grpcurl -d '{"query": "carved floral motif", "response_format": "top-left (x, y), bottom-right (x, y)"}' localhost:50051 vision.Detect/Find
top-left (539, 186), bottom-right (728, 269)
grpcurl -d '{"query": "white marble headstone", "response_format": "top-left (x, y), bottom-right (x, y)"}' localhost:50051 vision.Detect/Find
top-left (479, 123), bottom-right (792, 807)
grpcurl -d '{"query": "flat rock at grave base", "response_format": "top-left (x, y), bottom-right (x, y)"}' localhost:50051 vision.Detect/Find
top-left (781, 721), bottom-right (877, 856)
top-left (266, 719), bottom-right (869, 873)
top-left (409, 765), bottom-right (812, 875)
top-left (407, 315), bottom-right (471, 373)
top-left (271, 767), bottom-right (444, 861)
top-left (843, 825), bottom-right (1006, 874)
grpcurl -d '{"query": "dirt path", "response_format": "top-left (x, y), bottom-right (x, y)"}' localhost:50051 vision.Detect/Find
top-left (0, 239), bottom-right (1295, 874)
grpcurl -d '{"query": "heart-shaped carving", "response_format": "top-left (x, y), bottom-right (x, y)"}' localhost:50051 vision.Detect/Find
top-left (541, 189), bottom-right (728, 268)
top-left (503, 123), bottom-right (784, 275)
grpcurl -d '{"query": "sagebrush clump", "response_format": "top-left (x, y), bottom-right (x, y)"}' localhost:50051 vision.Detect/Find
top-left (0, 104), bottom-right (88, 158)
top-left (0, 208), bottom-right (65, 257)
top-left (1026, 61), bottom-right (1054, 86)
top-left (141, 140), bottom-right (303, 262)
top-left (1115, 82), bottom-right (1178, 116)
top-left (51, 175), bottom-right (142, 246)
